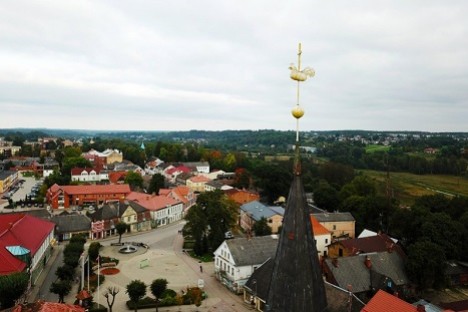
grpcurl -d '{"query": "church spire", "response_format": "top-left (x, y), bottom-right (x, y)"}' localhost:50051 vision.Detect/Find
top-left (265, 44), bottom-right (327, 312)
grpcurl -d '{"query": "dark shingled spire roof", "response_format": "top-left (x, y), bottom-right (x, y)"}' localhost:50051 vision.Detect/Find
top-left (266, 147), bottom-right (328, 311)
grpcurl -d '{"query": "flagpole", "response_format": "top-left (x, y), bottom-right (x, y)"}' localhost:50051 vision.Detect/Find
top-left (87, 258), bottom-right (90, 292)
top-left (97, 256), bottom-right (100, 308)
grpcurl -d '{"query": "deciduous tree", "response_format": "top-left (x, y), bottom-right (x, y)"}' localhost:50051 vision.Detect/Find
top-left (0, 272), bottom-right (29, 308)
top-left (126, 280), bottom-right (147, 312)
top-left (150, 278), bottom-right (168, 312)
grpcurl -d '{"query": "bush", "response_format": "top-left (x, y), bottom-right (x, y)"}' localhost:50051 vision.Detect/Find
top-left (126, 296), bottom-right (156, 310)
top-left (160, 296), bottom-right (178, 306)
top-left (161, 288), bottom-right (177, 298)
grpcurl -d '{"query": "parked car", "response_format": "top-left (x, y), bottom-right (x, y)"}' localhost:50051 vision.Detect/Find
top-left (225, 231), bottom-right (234, 239)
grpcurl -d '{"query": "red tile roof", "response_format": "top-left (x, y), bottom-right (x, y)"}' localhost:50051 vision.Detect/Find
top-left (0, 214), bottom-right (55, 275)
top-left (310, 216), bottom-right (331, 236)
top-left (225, 189), bottom-right (260, 205)
top-left (338, 234), bottom-right (406, 258)
top-left (108, 171), bottom-right (127, 184)
top-left (126, 192), bottom-right (180, 211)
top-left (189, 175), bottom-right (211, 183)
top-left (60, 184), bottom-right (131, 195)
top-left (361, 290), bottom-right (417, 312)
top-left (13, 300), bottom-right (85, 312)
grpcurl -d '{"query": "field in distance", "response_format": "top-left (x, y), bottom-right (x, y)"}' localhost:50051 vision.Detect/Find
top-left (362, 170), bottom-right (468, 206)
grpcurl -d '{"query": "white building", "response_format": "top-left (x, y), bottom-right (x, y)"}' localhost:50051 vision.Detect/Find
top-left (71, 168), bottom-right (109, 183)
top-left (213, 236), bottom-right (279, 293)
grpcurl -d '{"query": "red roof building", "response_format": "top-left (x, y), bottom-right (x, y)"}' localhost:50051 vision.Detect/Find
top-left (0, 214), bottom-right (55, 284)
top-left (126, 192), bottom-right (184, 227)
top-left (225, 189), bottom-right (260, 205)
top-left (46, 184), bottom-right (131, 209)
top-left (159, 186), bottom-right (196, 213)
top-left (361, 290), bottom-right (417, 312)
top-left (328, 233), bottom-right (406, 259)
top-left (13, 300), bottom-right (85, 312)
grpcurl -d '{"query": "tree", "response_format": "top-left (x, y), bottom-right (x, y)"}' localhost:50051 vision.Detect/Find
top-left (116, 222), bottom-right (128, 244)
top-left (150, 279), bottom-right (168, 312)
top-left (126, 280), bottom-right (147, 312)
top-left (55, 265), bottom-right (75, 281)
top-left (183, 190), bottom-right (239, 256)
top-left (50, 279), bottom-right (72, 303)
top-left (252, 162), bottom-right (292, 204)
top-left (406, 241), bottom-right (446, 290)
top-left (0, 272), bottom-right (29, 309)
top-left (313, 182), bottom-right (340, 211)
top-left (88, 242), bottom-right (102, 262)
top-left (148, 173), bottom-right (165, 195)
top-left (252, 217), bottom-right (272, 236)
top-left (103, 286), bottom-right (120, 312)
top-left (125, 171), bottom-right (144, 190)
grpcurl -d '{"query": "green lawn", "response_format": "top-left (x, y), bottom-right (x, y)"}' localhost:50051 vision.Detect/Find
top-left (361, 170), bottom-right (468, 206)
top-left (365, 144), bottom-right (390, 153)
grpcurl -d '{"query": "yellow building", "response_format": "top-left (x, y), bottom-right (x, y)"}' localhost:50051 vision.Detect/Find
top-left (312, 212), bottom-right (355, 240)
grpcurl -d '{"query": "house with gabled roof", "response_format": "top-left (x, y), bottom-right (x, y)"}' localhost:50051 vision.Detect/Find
top-left (71, 167), bottom-right (109, 183)
top-left (310, 215), bottom-right (332, 257)
top-left (213, 235), bottom-right (279, 293)
top-left (182, 161), bottom-right (210, 174)
top-left (0, 214), bottom-right (55, 285)
top-left (323, 251), bottom-right (410, 301)
top-left (164, 165), bottom-right (191, 183)
top-left (159, 186), bottom-right (196, 214)
top-left (89, 203), bottom-right (121, 240)
top-left (51, 214), bottom-right (91, 241)
top-left (186, 175), bottom-right (211, 193)
top-left (327, 233), bottom-right (405, 258)
top-left (225, 188), bottom-right (260, 205)
top-left (240, 201), bottom-right (284, 234)
top-left (361, 290), bottom-right (417, 312)
top-left (126, 192), bottom-right (183, 226)
top-left (312, 212), bottom-right (356, 240)
top-left (118, 201), bottom-right (152, 233)
top-left (144, 157), bottom-right (164, 175)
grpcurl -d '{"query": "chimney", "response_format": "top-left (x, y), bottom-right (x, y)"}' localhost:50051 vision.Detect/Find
top-left (364, 256), bottom-right (372, 269)
top-left (332, 258), bottom-right (339, 268)
top-left (416, 304), bottom-right (426, 312)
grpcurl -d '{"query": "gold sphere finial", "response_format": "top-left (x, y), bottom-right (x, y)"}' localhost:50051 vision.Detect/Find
top-left (292, 105), bottom-right (304, 119)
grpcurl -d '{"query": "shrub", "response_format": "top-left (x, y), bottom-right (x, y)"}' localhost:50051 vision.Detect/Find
top-left (160, 296), bottom-right (178, 306)
top-left (161, 289), bottom-right (177, 298)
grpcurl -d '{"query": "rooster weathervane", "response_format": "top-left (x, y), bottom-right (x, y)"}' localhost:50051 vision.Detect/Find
top-left (289, 43), bottom-right (315, 142)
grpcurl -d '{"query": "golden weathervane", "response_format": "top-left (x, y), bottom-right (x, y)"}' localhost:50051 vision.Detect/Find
top-left (289, 43), bottom-right (315, 142)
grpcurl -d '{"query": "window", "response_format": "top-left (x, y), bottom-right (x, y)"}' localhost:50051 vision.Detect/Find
top-left (325, 239), bottom-right (328, 244)
top-left (339, 248), bottom-right (343, 257)
top-left (333, 225), bottom-right (337, 230)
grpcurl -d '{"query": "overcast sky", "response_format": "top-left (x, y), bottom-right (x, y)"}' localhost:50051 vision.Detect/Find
top-left (1, 1), bottom-right (467, 132)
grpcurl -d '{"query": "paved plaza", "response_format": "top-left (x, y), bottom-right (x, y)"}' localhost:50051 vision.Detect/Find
top-left (60, 233), bottom-right (252, 311)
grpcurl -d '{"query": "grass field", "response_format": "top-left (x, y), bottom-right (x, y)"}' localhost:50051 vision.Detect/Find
top-left (361, 170), bottom-right (468, 206)
top-left (365, 145), bottom-right (391, 153)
